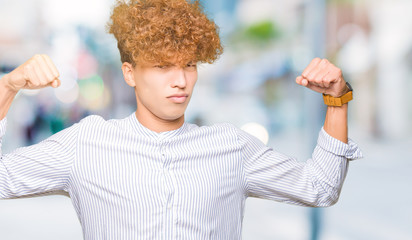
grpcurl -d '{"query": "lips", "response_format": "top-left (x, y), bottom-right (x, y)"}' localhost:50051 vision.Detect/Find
top-left (167, 93), bottom-right (189, 103)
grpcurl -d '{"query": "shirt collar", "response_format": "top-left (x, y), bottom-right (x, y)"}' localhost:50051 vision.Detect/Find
top-left (128, 112), bottom-right (189, 141)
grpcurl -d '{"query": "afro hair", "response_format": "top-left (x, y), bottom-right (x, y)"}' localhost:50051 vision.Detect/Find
top-left (107, 0), bottom-right (223, 67)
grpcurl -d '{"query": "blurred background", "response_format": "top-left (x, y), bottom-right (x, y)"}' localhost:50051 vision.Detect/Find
top-left (0, 0), bottom-right (411, 239)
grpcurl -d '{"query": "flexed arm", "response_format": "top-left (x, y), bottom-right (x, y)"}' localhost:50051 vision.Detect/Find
top-left (296, 58), bottom-right (351, 143)
top-left (0, 55), bottom-right (78, 199)
top-left (0, 54), bottom-right (60, 119)
top-left (242, 60), bottom-right (362, 207)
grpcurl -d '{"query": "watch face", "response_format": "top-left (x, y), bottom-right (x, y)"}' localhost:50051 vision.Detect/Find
top-left (346, 82), bottom-right (353, 91)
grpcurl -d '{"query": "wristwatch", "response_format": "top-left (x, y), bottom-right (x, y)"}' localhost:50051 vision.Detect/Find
top-left (323, 82), bottom-right (353, 106)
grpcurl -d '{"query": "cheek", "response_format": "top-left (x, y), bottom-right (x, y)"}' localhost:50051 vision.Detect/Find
top-left (135, 75), bottom-right (161, 98)
top-left (138, 87), bottom-right (163, 104)
top-left (187, 71), bottom-right (198, 88)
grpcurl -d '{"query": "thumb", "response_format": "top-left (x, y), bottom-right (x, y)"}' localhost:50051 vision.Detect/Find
top-left (296, 76), bottom-right (308, 87)
top-left (49, 79), bottom-right (61, 88)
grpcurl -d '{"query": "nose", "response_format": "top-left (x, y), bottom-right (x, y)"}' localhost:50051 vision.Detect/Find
top-left (171, 68), bottom-right (187, 89)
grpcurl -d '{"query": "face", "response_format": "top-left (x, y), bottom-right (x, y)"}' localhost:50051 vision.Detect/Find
top-left (124, 61), bottom-right (198, 127)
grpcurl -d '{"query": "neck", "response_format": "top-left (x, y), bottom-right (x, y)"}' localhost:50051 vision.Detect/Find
top-left (135, 111), bottom-right (184, 133)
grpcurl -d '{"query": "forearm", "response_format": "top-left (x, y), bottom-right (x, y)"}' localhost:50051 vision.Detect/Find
top-left (0, 74), bottom-right (18, 120)
top-left (323, 103), bottom-right (348, 143)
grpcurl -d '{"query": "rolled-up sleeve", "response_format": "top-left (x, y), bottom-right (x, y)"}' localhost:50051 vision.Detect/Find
top-left (316, 127), bottom-right (363, 160)
top-left (0, 117), bottom-right (79, 199)
top-left (240, 127), bottom-right (363, 207)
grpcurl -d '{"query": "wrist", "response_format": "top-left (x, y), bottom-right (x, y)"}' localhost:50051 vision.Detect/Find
top-left (323, 82), bottom-right (353, 106)
top-left (324, 102), bottom-right (348, 143)
top-left (0, 74), bottom-right (19, 94)
top-left (327, 102), bottom-right (348, 109)
top-left (338, 82), bottom-right (351, 97)
top-left (0, 75), bottom-right (18, 120)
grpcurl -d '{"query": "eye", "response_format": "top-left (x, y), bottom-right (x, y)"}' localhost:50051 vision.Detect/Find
top-left (186, 62), bottom-right (197, 69)
top-left (154, 65), bottom-right (168, 69)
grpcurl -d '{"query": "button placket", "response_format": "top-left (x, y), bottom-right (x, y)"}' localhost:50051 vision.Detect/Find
top-left (158, 138), bottom-right (177, 237)
top-left (159, 140), bottom-right (174, 204)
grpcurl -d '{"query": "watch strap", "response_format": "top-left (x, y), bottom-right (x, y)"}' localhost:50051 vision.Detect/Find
top-left (323, 91), bottom-right (353, 106)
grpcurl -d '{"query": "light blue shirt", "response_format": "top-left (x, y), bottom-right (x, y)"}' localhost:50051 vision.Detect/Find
top-left (0, 113), bottom-right (362, 239)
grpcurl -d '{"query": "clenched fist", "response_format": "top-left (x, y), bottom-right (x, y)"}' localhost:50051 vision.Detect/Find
top-left (296, 58), bottom-right (348, 98)
top-left (2, 54), bottom-right (60, 92)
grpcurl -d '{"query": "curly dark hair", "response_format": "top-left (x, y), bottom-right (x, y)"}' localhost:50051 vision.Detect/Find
top-left (107, 0), bottom-right (223, 66)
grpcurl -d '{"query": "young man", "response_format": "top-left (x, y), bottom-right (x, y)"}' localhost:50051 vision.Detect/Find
top-left (0, 0), bottom-right (362, 239)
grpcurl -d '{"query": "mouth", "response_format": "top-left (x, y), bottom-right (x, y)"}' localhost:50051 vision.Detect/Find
top-left (167, 94), bottom-right (189, 103)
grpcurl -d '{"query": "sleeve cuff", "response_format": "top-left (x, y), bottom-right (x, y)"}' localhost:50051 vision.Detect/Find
top-left (0, 117), bottom-right (6, 137)
top-left (317, 127), bottom-right (363, 160)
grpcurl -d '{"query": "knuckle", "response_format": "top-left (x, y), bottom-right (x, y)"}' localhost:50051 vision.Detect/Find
top-left (40, 54), bottom-right (49, 62)
top-left (323, 60), bottom-right (330, 67)
top-left (27, 59), bottom-right (38, 68)
top-left (307, 73), bottom-right (314, 79)
top-left (43, 54), bottom-right (51, 61)
top-left (28, 58), bottom-right (36, 65)
top-left (24, 64), bottom-right (33, 71)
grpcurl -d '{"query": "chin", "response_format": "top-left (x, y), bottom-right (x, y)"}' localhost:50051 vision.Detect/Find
top-left (159, 113), bottom-right (185, 122)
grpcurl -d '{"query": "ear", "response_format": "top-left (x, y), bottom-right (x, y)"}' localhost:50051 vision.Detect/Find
top-left (121, 62), bottom-right (136, 87)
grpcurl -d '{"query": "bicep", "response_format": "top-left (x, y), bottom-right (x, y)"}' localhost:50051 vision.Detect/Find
top-left (243, 148), bottom-right (320, 206)
top-left (239, 127), bottom-right (346, 207)
top-left (0, 123), bottom-right (78, 198)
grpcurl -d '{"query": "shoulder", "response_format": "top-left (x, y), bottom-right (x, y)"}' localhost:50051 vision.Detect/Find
top-left (76, 114), bottom-right (131, 133)
top-left (77, 115), bottom-right (109, 129)
top-left (78, 115), bottom-right (106, 124)
top-left (78, 114), bottom-right (127, 125)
